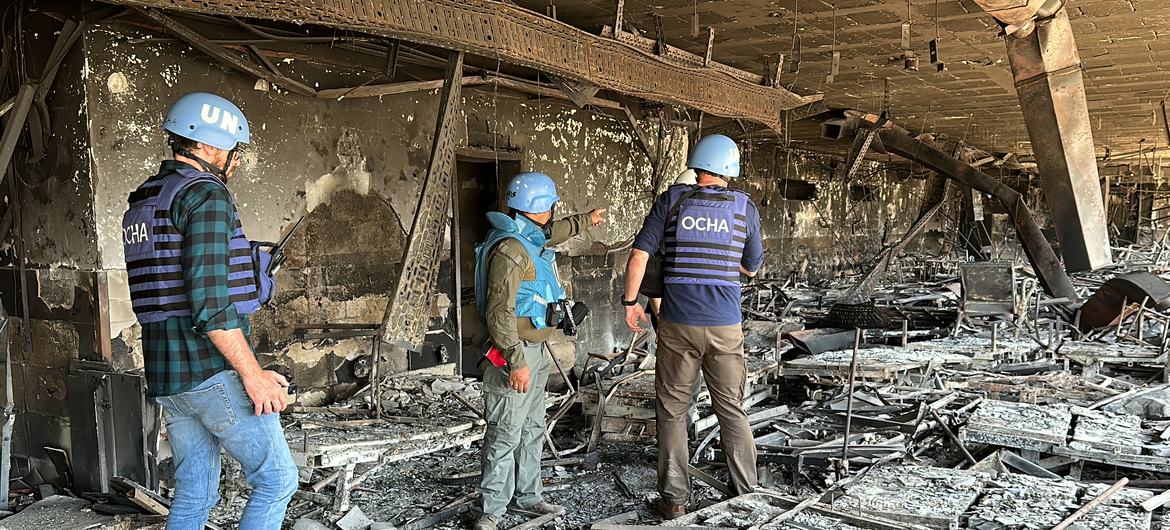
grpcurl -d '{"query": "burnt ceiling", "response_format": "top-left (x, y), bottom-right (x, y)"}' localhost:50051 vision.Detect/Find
top-left (512, 0), bottom-right (1170, 160)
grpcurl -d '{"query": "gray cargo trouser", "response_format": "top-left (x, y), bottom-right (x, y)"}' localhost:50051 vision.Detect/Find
top-left (655, 319), bottom-right (758, 504)
top-left (478, 341), bottom-right (549, 517)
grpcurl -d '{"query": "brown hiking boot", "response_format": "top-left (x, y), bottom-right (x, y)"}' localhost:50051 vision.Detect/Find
top-left (658, 501), bottom-right (687, 520)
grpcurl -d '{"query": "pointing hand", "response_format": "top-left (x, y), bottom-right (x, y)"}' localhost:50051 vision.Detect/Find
top-left (590, 208), bottom-right (607, 227)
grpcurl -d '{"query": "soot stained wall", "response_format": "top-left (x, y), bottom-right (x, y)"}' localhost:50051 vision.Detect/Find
top-left (1, 14), bottom-right (103, 485)
top-left (739, 149), bottom-right (950, 282)
top-left (81, 24), bottom-right (686, 378)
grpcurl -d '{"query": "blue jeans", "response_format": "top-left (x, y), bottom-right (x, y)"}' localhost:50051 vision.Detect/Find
top-left (155, 370), bottom-right (298, 530)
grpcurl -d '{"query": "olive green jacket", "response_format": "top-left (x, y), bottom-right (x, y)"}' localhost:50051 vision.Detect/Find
top-left (484, 212), bottom-right (591, 369)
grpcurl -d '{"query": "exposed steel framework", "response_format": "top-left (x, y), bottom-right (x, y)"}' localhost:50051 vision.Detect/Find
top-left (111, 0), bottom-right (822, 129)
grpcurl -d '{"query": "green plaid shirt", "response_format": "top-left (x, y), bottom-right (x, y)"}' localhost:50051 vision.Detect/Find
top-left (140, 160), bottom-right (251, 398)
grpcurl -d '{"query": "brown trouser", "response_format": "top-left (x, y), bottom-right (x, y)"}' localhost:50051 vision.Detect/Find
top-left (655, 319), bottom-right (758, 503)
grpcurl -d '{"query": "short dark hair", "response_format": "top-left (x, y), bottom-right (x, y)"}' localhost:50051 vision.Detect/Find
top-left (167, 133), bottom-right (198, 154)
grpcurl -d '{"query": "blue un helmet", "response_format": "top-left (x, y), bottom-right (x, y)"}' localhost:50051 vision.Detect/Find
top-left (163, 92), bottom-right (250, 151)
top-left (505, 172), bottom-right (561, 213)
top-left (687, 134), bottom-right (741, 178)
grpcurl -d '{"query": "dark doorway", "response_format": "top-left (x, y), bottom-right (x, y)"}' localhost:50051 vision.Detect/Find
top-left (453, 153), bottom-right (522, 377)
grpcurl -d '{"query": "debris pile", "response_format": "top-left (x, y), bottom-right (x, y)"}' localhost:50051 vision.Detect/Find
top-left (360, 371), bottom-right (486, 418)
top-left (22, 255), bottom-right (1170, 530)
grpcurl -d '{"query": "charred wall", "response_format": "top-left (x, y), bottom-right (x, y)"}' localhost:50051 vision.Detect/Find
top-left (79, 17), bottom-right (949, 375)
top-left (0, 12), bottom-right (103, 485)
top-left (738, 148), bottom-right (949, 282)
top-left (3, 10), bottom-right (1074, 491)
top-left (80, 24), bottom-right (685, 383)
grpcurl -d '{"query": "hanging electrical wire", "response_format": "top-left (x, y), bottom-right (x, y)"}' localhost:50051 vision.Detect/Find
top-left (691, 0), bottom-right (700, 37)
top-left (826, 4), bottom-right (840, 85)
top-left (788, 0), bottom-right (801, 76)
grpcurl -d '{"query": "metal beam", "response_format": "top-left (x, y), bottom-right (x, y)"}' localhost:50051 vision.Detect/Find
top-left (108, 0), bottom-right (820, 129)
top-left (378, 51), bottom-right (463, 351)
top-left (318, 76), bottom-right (487, 100)
top-left (784, 99), bottom-right (830, 122)
top-left (837, 174), bottom-right (948, 305)
top-left (34, 19), bottom-right (85, 103)
top-left (0, 86), bottom-right (37, 189)
top-left (971, 1), bottom-right (1111, 272)
top-left (875, 128), bottom-right (1077, 300)
top-left (486, 77), bottom-right (621, 110)
top-left (620, 105), bottom-right (653, 163)
top-left (136, 7), bottom-right (318, 97)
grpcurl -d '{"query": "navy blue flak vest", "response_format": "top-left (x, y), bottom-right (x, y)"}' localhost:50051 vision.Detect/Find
top-left (663, 185), bottom-right (751, 288)
top-left (122, 167), bottom-right (261, 324)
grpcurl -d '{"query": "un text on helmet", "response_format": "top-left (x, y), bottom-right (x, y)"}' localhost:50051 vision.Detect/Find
top-left (201, 104), bottom-right (240, 133)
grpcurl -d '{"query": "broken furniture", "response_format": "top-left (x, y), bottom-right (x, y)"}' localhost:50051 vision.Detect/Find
top-left (581, 324), bottom-right (782, 444)
top-left (779, 341), bottom-right (974, 385)
top-left (1059, 341), bottom-right (1167, 380)
top-left (286, 369), bottom-right (486, 513)
top-left (661, 463), bottom-right (1154, 530)
top-left (961, 399), bottom-right (1170, 476)
top-left (67, 360), bottom-right (156, 493)
top-left (1078, 272), bottom-right (1170, 331)
top-left (663, 490), bottom-right (928, 530)
top-left (579, 357), bottom-right (779, 442)
top-left (968, 473), bottom-right (1151, 530)
top-left (957, 261), bottom-right (1017, 330)
top-left (744, 393), bottom-right (911, 482)
top-left (828, 115), bottom-right (1078, 302)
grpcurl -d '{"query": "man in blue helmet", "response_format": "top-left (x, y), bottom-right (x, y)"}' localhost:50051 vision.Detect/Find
top-left (472, 172), bottom-right (605, 530)
top-left (622, 134), bottom-right (763, 519)
top-left (122, 92), bottom-right (297, 529)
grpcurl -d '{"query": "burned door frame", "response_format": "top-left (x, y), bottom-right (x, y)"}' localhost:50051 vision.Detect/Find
top-left (452, 148), bottom-right (524, 377)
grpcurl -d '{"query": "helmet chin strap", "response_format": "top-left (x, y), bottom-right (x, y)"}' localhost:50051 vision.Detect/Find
top-left (174, 146), bottom-right (234, 179)
top-left (515, 208), bottom-right (555, 239)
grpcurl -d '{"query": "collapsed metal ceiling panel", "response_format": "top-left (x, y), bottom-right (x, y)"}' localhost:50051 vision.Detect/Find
top-left (106, 0), bottom-right (821, 130)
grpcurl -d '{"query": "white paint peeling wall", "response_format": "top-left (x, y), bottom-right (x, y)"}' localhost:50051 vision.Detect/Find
top-left (460, 93), bottom-right (687, 256)
top-left (86, 25), bottom-right (687, 271)
top-left (304, 129), bottom-right (373, 214)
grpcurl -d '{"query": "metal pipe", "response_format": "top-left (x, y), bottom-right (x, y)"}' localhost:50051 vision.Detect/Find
top-left (1052, 477), bottom-right (1129, 530)
top-left (0, 86), bottom-right (37, 185)
top-left (840, 328), bottom-right (863, 475)
top-left (875, 128), bottom-right (1077, 300)
top-left (928, 409), bottom-right (977, 466)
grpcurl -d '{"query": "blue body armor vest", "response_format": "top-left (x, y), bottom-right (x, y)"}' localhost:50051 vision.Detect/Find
top-left (474, 212), bottom-right (567, 330)
top-left (122, 168), bottom-right (261, 324)
top-left (662, 185), bottom-right (751, 288)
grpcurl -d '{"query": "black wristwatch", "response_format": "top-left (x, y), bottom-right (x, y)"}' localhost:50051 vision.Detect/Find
top-left (621, 298), bottom-right (639, 307)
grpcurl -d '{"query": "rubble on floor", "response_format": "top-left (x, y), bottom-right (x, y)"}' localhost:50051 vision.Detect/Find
top-left (182, 261), bottom-right (1170, 528)
top-left (18, 253), bottom-right (1170, 530)
top-left (833, 466), bottom-right (986, 528)
top-left (0, 495), bottom-right (160, 530)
